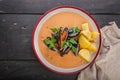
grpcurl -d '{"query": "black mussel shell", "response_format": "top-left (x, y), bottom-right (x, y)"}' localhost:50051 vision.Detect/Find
top-left (68, 32), bottom-right (80, 38)
top-left (59, 45), bottom-right (71, 56)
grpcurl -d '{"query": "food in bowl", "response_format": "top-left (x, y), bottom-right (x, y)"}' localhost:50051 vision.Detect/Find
top-left (38, 12), bottom-right (99, 68)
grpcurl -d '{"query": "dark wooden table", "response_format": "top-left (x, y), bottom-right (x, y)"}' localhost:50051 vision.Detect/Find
top-left (0, 0), bottom-right (120, 80)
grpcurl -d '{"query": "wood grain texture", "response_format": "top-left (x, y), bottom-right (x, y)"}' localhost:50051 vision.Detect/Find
top-left (0, 15), bottom-right (39, 60)
top-left (0, 14), bottom-right (120, 60)
top-left (0, 0), bottom-right (120, 14)
top-left (0, 61), bottom-right (77, 80)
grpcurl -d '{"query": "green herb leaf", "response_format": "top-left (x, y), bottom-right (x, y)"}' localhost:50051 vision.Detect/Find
top-left (44, 37), bottom-right (56, 50)
top-left (51, 28), bottom-right (60, 33)
top-left (62, 40), bottom-right (72, 48)
top-left (72, 27), bottom-right (80, 33)
top-left (51, 37), bottom-right (57, 43)
top-left (69, 39), bottom-right (77, 45)
top-left (71, 46), bottom-right (77, 53)
top-left (44, 38), bottom-right (51, 45)
top-left (48, 43), bottom-right (55, 49)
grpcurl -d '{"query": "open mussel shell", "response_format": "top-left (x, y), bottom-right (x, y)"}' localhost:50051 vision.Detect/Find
top-left (68, 32), bottom-right (80, 38)
top-left (61, 27), bottom-right (68, 41)
top-left (68, 28), bottom-right (80, 38)
top-left (59, 45), bottom-right (71, 56)
top-left (68, 28), bottom-right (73, 33)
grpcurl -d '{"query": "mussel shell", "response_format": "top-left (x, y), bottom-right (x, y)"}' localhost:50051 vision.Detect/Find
top-left (62, 27), bottom-right (68, 40)
top-left (60, 45), bottom-right (71, 56)
top-left (68, 28), bottom-right (73, 33)
top-left (68, 32), bottom-right (80, 38)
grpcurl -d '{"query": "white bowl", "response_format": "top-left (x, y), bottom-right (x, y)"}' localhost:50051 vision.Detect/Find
top-left (32, 6), bottom-right (102, 74)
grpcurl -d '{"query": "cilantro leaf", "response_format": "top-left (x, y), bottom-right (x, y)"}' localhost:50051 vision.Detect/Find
top-left (72, 27), bottom-right (80, 33)
top-left (51, 37), bottom-right (57, 43)
top-left (62, 41), bottom-right (72, 48)
top-left (71, 46), bottom-right (77, 53)
top-left (44, 37), bottom-right (57, 50)
top-left (69, 39), bottom-right (77, 45)
top-left (51, 28), bottom-right (60, 33)
top-left (44, 38), bottom-right (51, 45)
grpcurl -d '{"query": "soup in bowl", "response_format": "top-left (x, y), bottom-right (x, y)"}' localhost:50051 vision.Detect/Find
top-left (32, 6), bottom-right (102, 74)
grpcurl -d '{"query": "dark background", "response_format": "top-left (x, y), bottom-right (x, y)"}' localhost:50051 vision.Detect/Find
top-left (0, 0), bottom-right (120, 80)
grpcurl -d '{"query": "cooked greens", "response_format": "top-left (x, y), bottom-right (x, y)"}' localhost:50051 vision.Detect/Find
top-left (72, 27), bottom-right (80, 33)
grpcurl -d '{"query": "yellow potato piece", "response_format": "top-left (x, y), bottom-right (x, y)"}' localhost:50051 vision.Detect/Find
top-left (88, 42), bottom-right (97, 52)
top-left (81, 30), bottom-right (91, 40)
top-left (91, 32), bottom-right (99, 40)
top-left (79, 35), bottom-right (91, 48)
top-left (82, 23), bottom-right (89, 30)
top-left (78, 49), bottom-right (91, 62)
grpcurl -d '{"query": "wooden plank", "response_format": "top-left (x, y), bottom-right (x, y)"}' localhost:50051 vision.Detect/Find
top-left (0, 0), bottom-right (120, 14)
top-left (0, 14), bottom-right (120, 60)
top-left (0, 61), bottom-right (77, 80)
top-left (93, 15), bottom-right (120, 27)
top-left (0, 14), bottom-right (40, 59)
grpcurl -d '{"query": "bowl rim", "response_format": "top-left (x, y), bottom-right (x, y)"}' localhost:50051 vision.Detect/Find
top-left (32, 6), bottom-right (102, 74)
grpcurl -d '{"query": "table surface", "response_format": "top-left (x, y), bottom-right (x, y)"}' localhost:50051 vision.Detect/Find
top-left (0, 0), bottom-right (120, 80)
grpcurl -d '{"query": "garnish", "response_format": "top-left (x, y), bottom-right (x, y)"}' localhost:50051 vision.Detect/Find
top-left (51, 28), bottom-right (60, 33)
top-left (44, 37), bottom-right (57, 51)
top-left (72, 27), bottom-right (80, 33)
top-left (44, 27), bottom-right (80, 56)
top-left (69, 38), bottom-right (77, 45)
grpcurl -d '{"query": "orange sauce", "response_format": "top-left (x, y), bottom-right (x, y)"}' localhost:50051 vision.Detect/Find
top-left (38, 12), bottom-right (93, 68)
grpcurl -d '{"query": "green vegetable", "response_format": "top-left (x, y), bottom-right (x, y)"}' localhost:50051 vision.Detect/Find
top-left (62, 41), bottom-right (72, 48)
top-left (44, 38), bottom-right (51, 45)
top-left (62, 39), bottom-right (78, 48)
top-left (51, 28), bottom-right (60, 33)
top-left (72, 27), bottom-right (80, 33)
top-left (69, 39), bottom-right (77, 45)
top-left (51, 37), bottom-right (57, 43)
top-left (48, 43), bottom-right (55, 49)
top-left (71, 46), bottom-right (77, 53)
top-left (44, 37), bottom-right (57, 50)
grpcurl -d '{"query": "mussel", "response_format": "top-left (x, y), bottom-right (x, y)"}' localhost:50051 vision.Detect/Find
top-left (61, 27), bottom-right (68, 41)
top-left (68, 28), bottom-right (73, 33)
top-left (68, 28), bottom-right (80, 38)
top-left (59, 45), bottom-right (71, 56)
top-left (45, 27), bottom-right (80, 56)
top-left (68, 32), bottom-right (80, 38)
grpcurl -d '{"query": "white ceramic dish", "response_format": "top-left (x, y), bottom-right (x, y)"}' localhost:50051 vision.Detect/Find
top-left (32, 6), bottom-right (102, 74)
